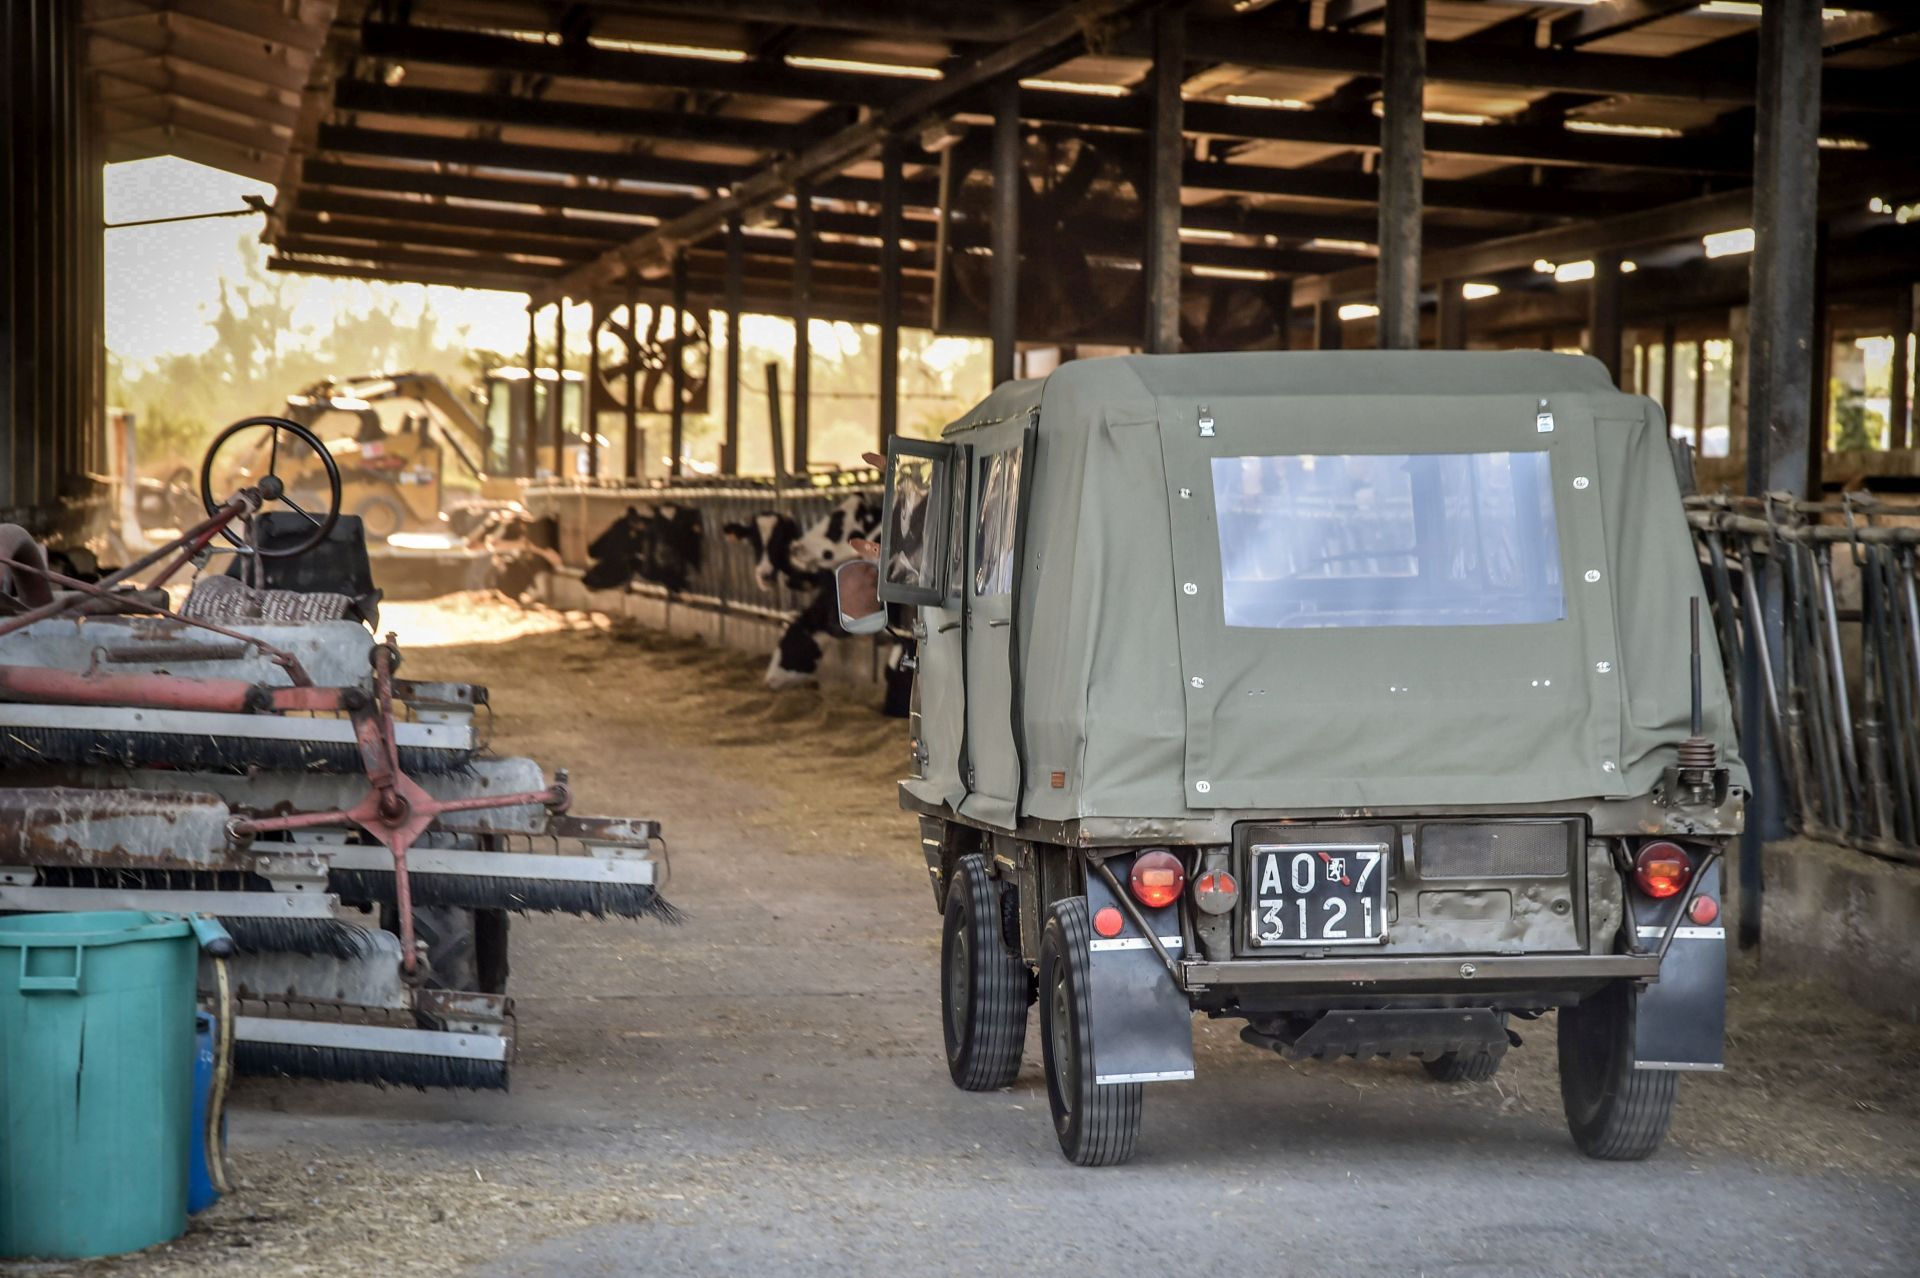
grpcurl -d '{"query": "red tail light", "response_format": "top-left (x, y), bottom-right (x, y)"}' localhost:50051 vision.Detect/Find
top-left (1130, 849), bottom-right (1186, 909)
top-left (1633, 841), bottom-right (1693, 899)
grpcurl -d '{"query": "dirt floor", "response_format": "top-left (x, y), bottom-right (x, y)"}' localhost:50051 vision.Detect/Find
top-left (39, 594), bottom-right (1920, 1277)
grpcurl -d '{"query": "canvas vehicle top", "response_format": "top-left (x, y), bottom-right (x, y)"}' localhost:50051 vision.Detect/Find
top-left (876, 349), bottom-right (1745, 839)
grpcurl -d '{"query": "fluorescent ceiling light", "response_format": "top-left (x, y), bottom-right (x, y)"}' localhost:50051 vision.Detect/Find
top-left (1225, 93), bottom-right (1310, 111)
top-left (785, 55), bottom-right (940, 79)
top-left (1303, 238), bottom-right (1378, 256)
top-left (1554, 260), bottom-right (1596, 283)
top-left (1461, 282), bottom-right (1501, 301)
top-left (1338, 303), bottom-right (1380, 321)
top-left (1702, 227), bottom-right (1755, 258)
top-left (1819, 137), bottom-right (1869, 151)
top-left (1565, 120), bottom-right (1681, 139)
top-left (1178, 226), bottom-right (1237, 241)
top-left (590, 37), bottom-right (747, 62)
top-left (1192, 264), bottom-right (1277, 281)
top-left (1621, 260), bottom-right (1638, 273)
top-left (1697, 2), bottom-right (1849, 17)
top-left (1021, 78), bottom-right (1128, 97)
top-left (1369, 103), bottom-right (1496, 125)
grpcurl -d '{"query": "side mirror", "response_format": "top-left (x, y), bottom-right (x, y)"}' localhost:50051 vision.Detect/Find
top-left (834, 558), bottom-right (887, 634)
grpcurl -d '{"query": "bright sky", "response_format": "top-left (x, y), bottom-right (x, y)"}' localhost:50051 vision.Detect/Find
top-left (106, 157), bottom-right (536, 367)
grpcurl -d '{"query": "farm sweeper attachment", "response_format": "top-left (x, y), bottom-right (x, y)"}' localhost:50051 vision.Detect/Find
top-left (0, 418), bottom-right (674, 1090)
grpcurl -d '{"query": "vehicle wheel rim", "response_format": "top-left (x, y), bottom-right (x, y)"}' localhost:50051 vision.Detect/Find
top-left (1050, 969), bottom-right (1074, 1117)
top-left (946, 923), bottom-right (970, 1044)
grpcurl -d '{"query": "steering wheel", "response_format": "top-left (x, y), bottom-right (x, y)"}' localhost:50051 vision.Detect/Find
top-left (199, 416), bottom-right (342, 558)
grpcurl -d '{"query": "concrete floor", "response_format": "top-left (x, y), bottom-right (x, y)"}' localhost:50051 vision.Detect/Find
top-left (65, 603), bottom-right (1919, 1278)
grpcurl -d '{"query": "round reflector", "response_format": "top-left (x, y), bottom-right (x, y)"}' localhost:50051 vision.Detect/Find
top-left (1129, 849), bottom-right (1186, 909)
top-left (1193, 869), bottom-right (1239, 916)
top-left (1633, 841), bottom-right (1693, 899)
top-left (1092, 905), bottom-right (1126, 938)
top-left (1687, 894), bottom-right (1719, 926)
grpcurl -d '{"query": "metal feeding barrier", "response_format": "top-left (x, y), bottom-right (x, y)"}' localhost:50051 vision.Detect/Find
top-left (526, 471), bottom-right (884, 617)
top-left (1688, 493), bottom-right (1920, 867)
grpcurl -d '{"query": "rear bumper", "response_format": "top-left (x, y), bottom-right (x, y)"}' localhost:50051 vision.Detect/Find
top-left (1179, 952), bottom-right (1660, 991)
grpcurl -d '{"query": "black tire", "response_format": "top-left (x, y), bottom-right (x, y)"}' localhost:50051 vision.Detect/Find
top-left (1422, 1012), bottom-right (1508, 1082)
top-left (353, 494), bottom-right (408, 541)
top-left (1039, 897), bottom-right (1143, 1166)
top-left (1558, 981), bottom-right (1677, 1160)
top-left (941, 854), bottom-right (1029, 1091)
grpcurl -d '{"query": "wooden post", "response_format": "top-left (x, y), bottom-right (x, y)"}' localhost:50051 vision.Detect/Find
top-left (1376, 0), bottom-right (1425, 351)
top-left (990, 77), bottom-right (1021, 385)
top-left (723, 212), bottom-right (743, 473)
top-left (792, 179), bottom-right (813, 472)
top-left (670, 251), bottom-right (688, 480)
top-left (1893, 282), bottom-right (1914, 452)
top-left (1144, 7), bottom-right (1185, 355)
top-left (1588, 251), bottom-right (1624, 386)
top-left (1437, 279), bottom-right (1467, 350)
top-left (878, 137), bottom-right (903, 450)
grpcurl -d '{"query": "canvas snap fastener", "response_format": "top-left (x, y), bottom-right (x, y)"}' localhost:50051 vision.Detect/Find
top-left (1595, 660), bottom-right (1612, 673)
top-left (1194, 780), bottom-right (1211, 794)
top-left (1584, 569), bottom-right (1601, 583)
top-left (1190, 676), bottom-right (1205, 689)
top-left (1573, 476), bottom-right (1590, 490)
top-left (1182, 582), bottom-right (1197, 595)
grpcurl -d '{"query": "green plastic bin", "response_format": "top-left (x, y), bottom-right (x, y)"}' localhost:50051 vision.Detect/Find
top-left (0, 911), bottom-right (203, 1261)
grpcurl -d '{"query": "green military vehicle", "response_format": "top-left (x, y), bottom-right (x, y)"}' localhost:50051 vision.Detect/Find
top-left (837, 351), bottom-right (1741, 1166)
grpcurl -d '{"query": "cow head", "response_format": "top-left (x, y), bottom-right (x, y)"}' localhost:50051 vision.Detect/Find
top-left (722, 512), bottom-right (808, 591)
top-left (789, 495), bottom-right (882, 574)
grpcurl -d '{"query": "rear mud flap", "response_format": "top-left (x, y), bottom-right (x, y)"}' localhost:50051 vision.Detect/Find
top-left (1633, 860), bottom-right (1727, 1071)
top-left (1085, 874), bottom-right (1195, 1085)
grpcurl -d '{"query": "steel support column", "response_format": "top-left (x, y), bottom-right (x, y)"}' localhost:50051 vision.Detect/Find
top-left (1376, 0), bottom-right (1425, 350)
top-left (878, 138), bottom-right (903, 450)
top-left (792, 179), bottom-right (814, 472)
top-left (1314, 299), bottom-right (1344, 351)
top-left (1144, 7), bottom-right (1185, 355)
top-left (1740, 0), bottom-right (1823, 946)
top-left (1271, 278), bottom-right (1293, 350)
top-left (990, 77), bottom-right (1021, 385)
top-left (624, 278), bottom-right (640, 480)
top-left (1893, 282), bottom-right (1914, 451)
top-left (723, 213), bottom-right (743, 473)
top-left (1660, 323), bottom-right (1677, 415)
top-left (551, 301), bottom-right (568, 477)
top-left (523, 306), bottom-right (538, 477)
top-left (1437, 280), bottom-right (1467, 350)
top-left (586, 300), bottom-right (601, 478)
top-left (670, 252), bottom-right (688, 479)
top-left (1588, 251), bottom-right (1624, 385)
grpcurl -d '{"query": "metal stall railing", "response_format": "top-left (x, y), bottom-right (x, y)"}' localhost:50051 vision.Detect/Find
top-left (1689, 494), bottom-right (1920, 867)
top-left (524, 471), bottom-right (884, 624)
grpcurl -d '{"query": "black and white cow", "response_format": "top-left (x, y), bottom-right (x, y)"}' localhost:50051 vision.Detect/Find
top-left (728, 497), bottom-right (913, 717)
top-left (583, 504), bottom-right (705, 593)
top-left (720, 512), bottom-right (811, 592)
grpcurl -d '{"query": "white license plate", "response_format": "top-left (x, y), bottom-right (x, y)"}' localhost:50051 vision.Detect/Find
top-left (1248, 842), bottom-right (1390, 947)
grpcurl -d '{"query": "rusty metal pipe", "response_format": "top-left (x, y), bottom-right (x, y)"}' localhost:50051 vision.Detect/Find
top-left (0, 665), bottom-right (348, 714)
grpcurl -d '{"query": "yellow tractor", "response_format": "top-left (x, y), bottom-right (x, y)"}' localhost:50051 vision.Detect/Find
top-left (210, 371), bottom-right (526, 542)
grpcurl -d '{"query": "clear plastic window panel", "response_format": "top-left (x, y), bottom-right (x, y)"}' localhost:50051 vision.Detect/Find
top-left (974, 448), bottom-right (1023, 597)
top-left (885, 453), bottom-right (938, 590)
top-left (1210, 451), bottom-right (1564, 629)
